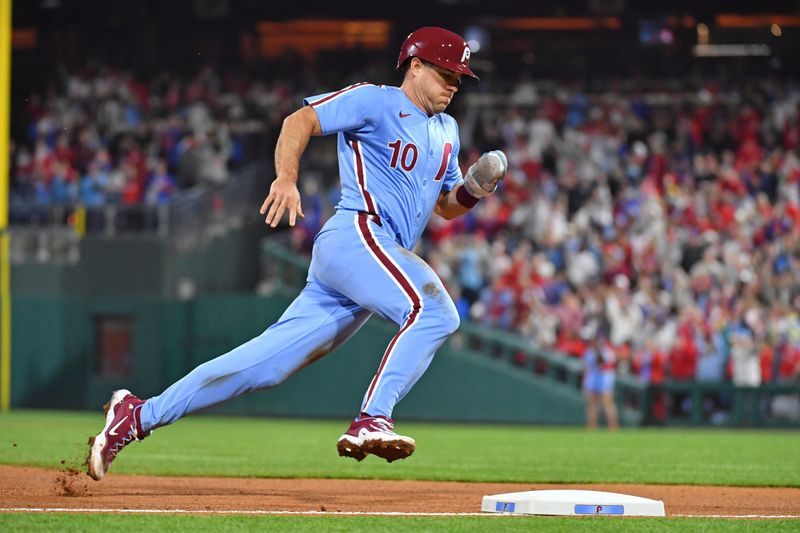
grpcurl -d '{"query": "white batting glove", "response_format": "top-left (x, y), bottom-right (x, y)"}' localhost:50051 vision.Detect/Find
top-left (463, 150), bottom-right (508, 199)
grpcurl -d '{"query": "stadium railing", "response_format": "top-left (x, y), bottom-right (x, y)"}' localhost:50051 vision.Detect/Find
top-left (9, 161), bottom-right (267, 264)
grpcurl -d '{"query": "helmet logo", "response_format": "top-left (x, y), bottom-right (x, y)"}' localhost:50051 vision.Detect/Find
top-left (461, 46), bottom-right (470, 63)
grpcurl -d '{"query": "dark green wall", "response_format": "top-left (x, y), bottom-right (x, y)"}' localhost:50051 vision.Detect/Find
top-left (10, 292), bottom-right (586, 424)
top-left (11, 296), bottom-right (182, 409)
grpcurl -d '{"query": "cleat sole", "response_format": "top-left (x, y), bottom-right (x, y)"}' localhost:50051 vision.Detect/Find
top-left (361, 438), bottom-right (415, 463)
top-left (336, 439), bottom-right (367, 461)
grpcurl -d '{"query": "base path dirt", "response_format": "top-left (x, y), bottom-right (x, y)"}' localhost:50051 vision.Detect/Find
top-left (1, 465), bottom-right (799, 517)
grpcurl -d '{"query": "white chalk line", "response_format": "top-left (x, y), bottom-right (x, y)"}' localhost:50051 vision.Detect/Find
top-left (671, 514), bottom-right (800, 519)
top-left (1, 508), bottom-right (799, 519)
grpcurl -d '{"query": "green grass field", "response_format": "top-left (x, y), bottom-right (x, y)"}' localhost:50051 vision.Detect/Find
top-left (1, 514), bottom-right (799, 532)
top-left (2, 410), bottom-right (798, 485)
top-left (1, 410), bottom-right (799, 530)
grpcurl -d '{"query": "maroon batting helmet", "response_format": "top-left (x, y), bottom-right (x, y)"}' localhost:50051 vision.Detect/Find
top-left (397, 27), bottom-right (479, 80)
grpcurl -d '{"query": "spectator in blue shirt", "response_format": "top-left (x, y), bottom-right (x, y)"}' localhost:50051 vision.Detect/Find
top-left (80, 160), bottom-right (109, 207)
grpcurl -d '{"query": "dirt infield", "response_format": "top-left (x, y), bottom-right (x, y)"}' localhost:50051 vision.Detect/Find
top-left (1, 465), bottom-right (799, 517)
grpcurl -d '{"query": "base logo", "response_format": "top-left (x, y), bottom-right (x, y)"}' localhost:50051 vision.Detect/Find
top-left (495, 501), bottom-right (516, 512)
top-left (574, 504), bottom-right (625, 515)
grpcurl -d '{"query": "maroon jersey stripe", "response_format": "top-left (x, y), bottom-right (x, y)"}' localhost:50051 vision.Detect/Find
top-left (309, 82), bottom-right (371, 108)
top-left (353, 140), bottom-right (377, 214)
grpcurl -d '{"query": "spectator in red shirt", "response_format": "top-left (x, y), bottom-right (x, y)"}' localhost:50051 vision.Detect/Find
top-left (669, 331), bottom-right (698, 380)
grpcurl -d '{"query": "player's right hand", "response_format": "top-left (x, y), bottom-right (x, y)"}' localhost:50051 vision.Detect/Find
top-left (260, 177), bottom-right (305, 228)
top-left (463, 150), bottom-right (508, 199)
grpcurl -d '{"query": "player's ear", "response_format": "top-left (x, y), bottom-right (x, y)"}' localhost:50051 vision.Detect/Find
top-left (407, 57), bottom-right (424, 78)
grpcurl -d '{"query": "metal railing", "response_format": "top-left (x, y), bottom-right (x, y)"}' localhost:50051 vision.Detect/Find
top-left (9, 161), bottom-right (269, 263)
top-left (639, 381), bottom-right (800, 428)
top-left (9, 225), bottom-right (81, 264)
top-left (259, 238), bottom-right (311, 295)
top-left (169, 160), bottom-right (268, 251)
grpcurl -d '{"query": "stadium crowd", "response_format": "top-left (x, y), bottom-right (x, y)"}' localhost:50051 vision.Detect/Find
top-left (9, 63), bottom-right (270, 225)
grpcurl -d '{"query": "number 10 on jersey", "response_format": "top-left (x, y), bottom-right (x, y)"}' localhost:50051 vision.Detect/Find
top-left (388, 139), bottom-right (419, 171)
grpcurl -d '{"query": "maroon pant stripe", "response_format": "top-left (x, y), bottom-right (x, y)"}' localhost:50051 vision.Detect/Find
top-left (356, 213), bottom-right (422, 408)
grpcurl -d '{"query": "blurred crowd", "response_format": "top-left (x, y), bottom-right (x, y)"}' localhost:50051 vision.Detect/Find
top-left (291, 77), bottom-right (800, 388)
top-left (10, 63), bottom-right (276, 224)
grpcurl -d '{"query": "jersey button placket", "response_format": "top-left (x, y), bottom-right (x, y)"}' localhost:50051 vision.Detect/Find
top-left (426, 123), bottom-right (436, 185)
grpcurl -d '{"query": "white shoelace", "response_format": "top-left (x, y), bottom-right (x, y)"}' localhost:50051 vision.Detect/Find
top-left (372, 418), bottom-right (394, 432)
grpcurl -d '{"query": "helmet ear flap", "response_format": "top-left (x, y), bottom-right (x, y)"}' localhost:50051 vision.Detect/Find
top-left (397, 56), bottom-right (413, 75)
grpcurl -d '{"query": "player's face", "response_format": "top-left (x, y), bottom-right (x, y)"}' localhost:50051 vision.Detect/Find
top-left (421, 61), bottom-right (461, 114)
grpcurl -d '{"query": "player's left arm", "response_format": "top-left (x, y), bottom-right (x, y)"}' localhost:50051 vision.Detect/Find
top-left (435, 150), bottom-right (507, 220)
top-left (434, 185), bottom-right (471, 219)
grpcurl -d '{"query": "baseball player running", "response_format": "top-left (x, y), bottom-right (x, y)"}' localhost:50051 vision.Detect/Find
top-left (88, 27), bottom-right (507, 480)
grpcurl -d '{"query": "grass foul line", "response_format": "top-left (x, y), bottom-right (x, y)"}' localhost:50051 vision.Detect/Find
top-left (0, 508), bottom-right (495, 517)
top-left (0, 508), bottom-right (799, 519)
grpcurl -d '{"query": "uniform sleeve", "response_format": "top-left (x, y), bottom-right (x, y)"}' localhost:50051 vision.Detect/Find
top-left (303, 83), bottom-right (383, 136)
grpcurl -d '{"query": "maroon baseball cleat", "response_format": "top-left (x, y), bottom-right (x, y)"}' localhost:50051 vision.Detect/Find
top-left (86, 389), bottom-right (149, 481)
top-left (336, 414), bottom-right (415, 463)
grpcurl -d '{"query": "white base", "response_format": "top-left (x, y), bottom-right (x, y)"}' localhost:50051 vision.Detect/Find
top-left (481, 490), bottom-right (665, 516)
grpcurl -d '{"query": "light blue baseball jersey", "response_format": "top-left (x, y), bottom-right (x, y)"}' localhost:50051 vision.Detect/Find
top-left (305, 83), bottom-right (463, 249)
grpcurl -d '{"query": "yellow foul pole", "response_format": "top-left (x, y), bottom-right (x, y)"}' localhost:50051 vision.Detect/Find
top-left (0, 0), bottom-right (11, 411)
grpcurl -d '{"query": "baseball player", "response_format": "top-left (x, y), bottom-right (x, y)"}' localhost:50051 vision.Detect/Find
top-left (88, 26), bottom-right (507, 480)
top-left (582, 335), bottom-right (620, 430)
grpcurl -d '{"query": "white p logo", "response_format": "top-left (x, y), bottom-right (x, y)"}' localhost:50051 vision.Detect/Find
top-left (461, 46), bottom-right (470, 63)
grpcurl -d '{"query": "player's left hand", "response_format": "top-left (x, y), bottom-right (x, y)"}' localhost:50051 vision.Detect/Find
top-left (260, 177), bottom-right (305, 228)
top-left (463, 150), bottom-right (508, 199)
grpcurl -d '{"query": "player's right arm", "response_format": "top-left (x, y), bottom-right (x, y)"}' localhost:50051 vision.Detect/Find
top-left (262, 84), bottom-right (381, 227)
top-left (260, 106), bottom-right (322, 227)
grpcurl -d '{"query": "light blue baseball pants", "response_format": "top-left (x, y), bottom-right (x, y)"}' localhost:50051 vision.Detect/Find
top-left (138, 210), bottom-right (460, 432)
